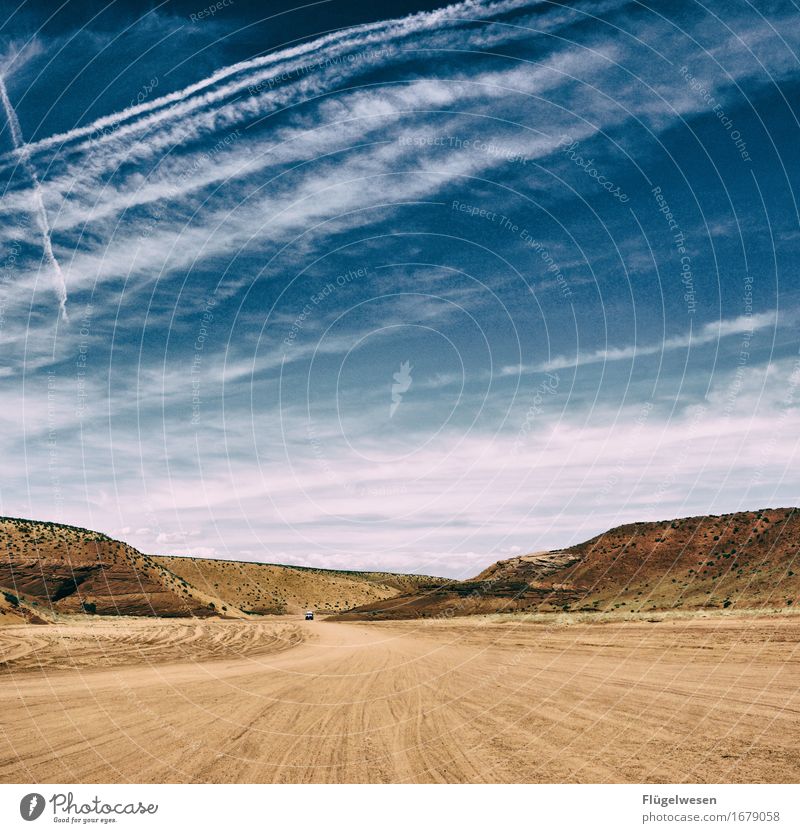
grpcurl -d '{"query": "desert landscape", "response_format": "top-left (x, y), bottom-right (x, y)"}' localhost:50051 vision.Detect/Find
top-left (1, 510), bottom-right (799, 783)
top-left (1, 614), bottom-right (799, 783)
top-left (1, 0), bottom-right (798, 812)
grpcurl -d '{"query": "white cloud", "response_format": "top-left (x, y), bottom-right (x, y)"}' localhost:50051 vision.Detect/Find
top-left (500, 311), bottom-right (780, 375)
top-left (1, 354), bottom-right (794, 577)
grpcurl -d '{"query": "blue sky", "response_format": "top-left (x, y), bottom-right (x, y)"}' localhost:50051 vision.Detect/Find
top-left (0, 0), bottom-right (798, 577)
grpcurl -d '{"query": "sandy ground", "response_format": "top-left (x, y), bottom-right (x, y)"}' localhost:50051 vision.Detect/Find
top-left (1, 614), bottom-right (798, 783)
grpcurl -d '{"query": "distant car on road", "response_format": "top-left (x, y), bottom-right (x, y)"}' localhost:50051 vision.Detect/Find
top-left (305, 610), bottom-right (314, 620)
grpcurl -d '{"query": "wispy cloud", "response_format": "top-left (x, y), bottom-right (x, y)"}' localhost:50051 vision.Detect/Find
top-left (0, 75), bottom-right (68, 318)
top-left (1, 0), bottom-right (798, 574)
top-left (0, 0), bottom-right (536, 168)
top-left (501, 311), bottom-right (780, 376)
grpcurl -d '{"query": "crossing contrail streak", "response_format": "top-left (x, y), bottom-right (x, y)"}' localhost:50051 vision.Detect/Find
top-left (0, 75), bottom-right (68, 320)
top-left (0, 0), bottom-right (530, 165)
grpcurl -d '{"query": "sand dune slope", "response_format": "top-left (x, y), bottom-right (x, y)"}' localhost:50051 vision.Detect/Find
top-left (0, 618), bottom-right (305, 672)
top-left (1, 615), bottom-right (799, 784)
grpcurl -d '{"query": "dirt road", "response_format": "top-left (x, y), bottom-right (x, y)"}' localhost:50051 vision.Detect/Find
top-left (1, 615), bottom-right (798, 783)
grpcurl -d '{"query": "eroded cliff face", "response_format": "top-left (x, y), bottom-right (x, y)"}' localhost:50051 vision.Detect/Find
top-left (0, 516), bottom-right (447, 622)
top-left (339, 508), bottom-right (800, 620)
top-left (0, 518), bottom-right (236, 618)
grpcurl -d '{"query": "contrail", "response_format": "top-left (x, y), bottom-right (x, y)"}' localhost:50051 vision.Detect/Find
top-left (0, 75), bottom-right (68, 320)
top-left (0, 0), bottom-right (531, 165)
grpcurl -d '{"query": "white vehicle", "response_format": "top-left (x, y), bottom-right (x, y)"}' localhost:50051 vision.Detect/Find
top-left (305, 610), bottom-right (314, 620)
